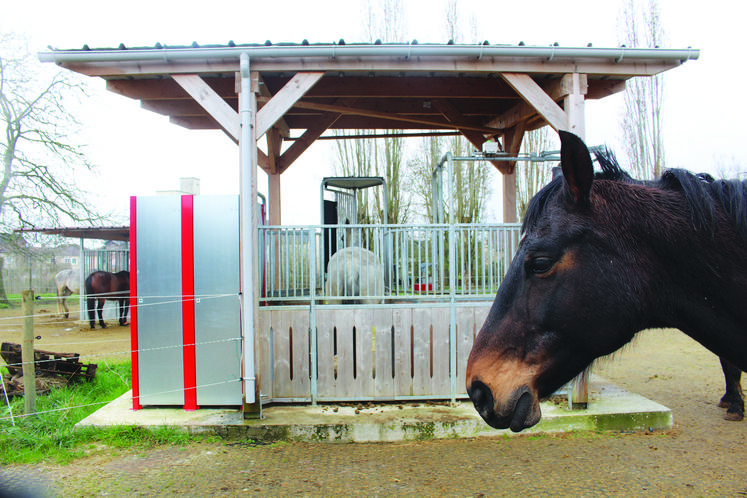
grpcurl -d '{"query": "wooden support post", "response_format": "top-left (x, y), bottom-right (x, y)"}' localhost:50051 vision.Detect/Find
top-left (502, 173), bottom-right (518, 223)
top-left (501, 125), bottom-right (524, 223)
top-left (565, 73), bottom-right (589, 409)
top-left (22, 290), bottom-right (36, 415)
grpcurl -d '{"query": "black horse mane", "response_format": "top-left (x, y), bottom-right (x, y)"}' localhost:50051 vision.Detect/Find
top-left (523, 148), bottom-right (747, 241)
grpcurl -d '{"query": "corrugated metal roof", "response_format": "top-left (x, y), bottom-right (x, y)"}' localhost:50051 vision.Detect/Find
top-left (40, 39), bottom-right (699, 68)
top-left (54, 39), bottom-right (551, 52)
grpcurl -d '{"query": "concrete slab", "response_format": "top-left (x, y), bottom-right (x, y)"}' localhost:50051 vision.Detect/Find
top-left (77, 376), bottom-right (672, 443)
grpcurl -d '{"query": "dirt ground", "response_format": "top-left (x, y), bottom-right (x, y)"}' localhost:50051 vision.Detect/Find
top-left (0, 299), bottom-right (132, 364)
top-left (1, 300), bottom-right (746, 497)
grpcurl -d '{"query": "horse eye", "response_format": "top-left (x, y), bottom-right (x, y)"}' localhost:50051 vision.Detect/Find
top-left (529, 257), bottom-right (554, 274)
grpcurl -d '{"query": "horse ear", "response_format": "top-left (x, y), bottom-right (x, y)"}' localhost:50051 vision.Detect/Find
top-left (559, 130), bottom-right (594, 206)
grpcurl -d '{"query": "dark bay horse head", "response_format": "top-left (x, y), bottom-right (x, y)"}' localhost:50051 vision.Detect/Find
top-left (466, 131), bottom-right (747, 432)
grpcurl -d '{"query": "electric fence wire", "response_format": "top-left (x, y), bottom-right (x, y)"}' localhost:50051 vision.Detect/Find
top-left (0, 292), bottom-right (239, 324)
top-left (0, 377), bottom-right (242, 423)
top-left (0, 291), bottom-right (244, 424)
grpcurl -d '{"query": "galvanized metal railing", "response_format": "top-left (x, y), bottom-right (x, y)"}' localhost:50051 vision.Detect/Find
top-left (258, 223), bottom-right (521, 304)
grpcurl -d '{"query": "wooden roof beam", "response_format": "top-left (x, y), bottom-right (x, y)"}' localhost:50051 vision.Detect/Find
top-left (172, 74), bottom-right (240, 140)
top-left (276, 98), bottom-right (356, 174)
top-left (500, 73), bottom-right (569, 132)
top-left (490, 74), bottom-right (589, 132)
top-left (263, 75), bottom-right (517, 99)
top-left (255, 72), bottom-right (324, 139)
top-left (257, 75), bottom-right (291, 138)
top-left (269, 98), bottom-right (501, 135)
top-left (107, 77), bottom-right (236, 100)
top-left (432, 98), bottom-right (488, 149)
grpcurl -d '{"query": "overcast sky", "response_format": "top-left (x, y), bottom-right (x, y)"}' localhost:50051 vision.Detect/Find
top-left (3, 0), bottom-right (745, 224)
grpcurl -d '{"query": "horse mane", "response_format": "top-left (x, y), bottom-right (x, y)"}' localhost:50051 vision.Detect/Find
top-left (522, 147), bottom-right (747, 241)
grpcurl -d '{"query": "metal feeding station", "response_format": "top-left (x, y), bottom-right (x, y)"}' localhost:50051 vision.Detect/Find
top-left (320, 176), bottom-right (388, 269)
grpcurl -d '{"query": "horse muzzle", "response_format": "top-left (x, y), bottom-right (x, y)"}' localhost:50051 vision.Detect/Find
top-left (467, 380), bottom-right (542, 432)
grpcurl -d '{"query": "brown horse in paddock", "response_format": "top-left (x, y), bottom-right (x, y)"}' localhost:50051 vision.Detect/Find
top-left (85, 270), bottom-right (130, 329)
top-left (466, 131), bottom-right (745, 432)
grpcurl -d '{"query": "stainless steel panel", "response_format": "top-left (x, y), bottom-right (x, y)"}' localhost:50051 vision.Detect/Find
top-left (193, 196), bottom-right (242, 405)
top-left (136, 196), bottom-right (184, 406)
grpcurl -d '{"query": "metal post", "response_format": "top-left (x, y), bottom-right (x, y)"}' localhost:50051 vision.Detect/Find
top-left (309, 229), bottom-right (318, 404)
top-left (79, 237), bottom-right (85, 323)
top-left (447, 153), bottom-right (458, 401)
top-left (22, 290), bottom-right (36, 415)
top-left (240, 53), bottom-right (260, 417)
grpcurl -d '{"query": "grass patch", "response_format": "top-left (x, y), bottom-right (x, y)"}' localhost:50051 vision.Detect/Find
top-left (0, 361), bottom-right (198, 465)
top-left (0, 293), bottom-right (57, 309)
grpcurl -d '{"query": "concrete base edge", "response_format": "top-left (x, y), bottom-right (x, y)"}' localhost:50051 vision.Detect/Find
top-left (77, 376), bottom-right (672, 443)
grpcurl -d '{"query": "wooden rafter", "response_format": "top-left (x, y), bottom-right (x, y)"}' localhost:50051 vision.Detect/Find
top-left (262, 75), bottom-right (517, 99)
top-left (257, 75), bottom-right (290, 138)
top-left (263, 98), bottom-right (501, 135)
top-left (276, 98), bottom-right (357, 174)
top-left (431, 98), bottom-right (488, 148)
top-left (255, 72), bottom-right (325, 139)
top-left (485, 74), bottom-right (587, 131)
top-left (500, 73), bottom-right (568, 132)
top-left (171, 74), bottom-right (240, 141)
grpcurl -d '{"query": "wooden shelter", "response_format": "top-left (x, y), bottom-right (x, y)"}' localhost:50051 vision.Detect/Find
top-left (40, 41), bottom-right (699, 415)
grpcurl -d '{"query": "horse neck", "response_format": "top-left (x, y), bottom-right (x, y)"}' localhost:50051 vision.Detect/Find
top-left (600, 183), bottom-right (747, 368)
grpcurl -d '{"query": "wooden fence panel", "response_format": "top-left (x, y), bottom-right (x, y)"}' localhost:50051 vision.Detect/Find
top-left (258, 309), bottom-right (274, 400)
top-left (271, 310), bottom-right (292, 398)
top-left (352, 307), bottom-right (375, 398)
top-left (261, 304), bottom-right (489, 402)
top-left (315, 308), bottom-right (336, 398)
top-left (372, 308), bottom-right (394, 398)
top-left (392, 307), bottom-right (413, 397)
top-left (430, 307), bottom-right (451, 396)
top-left (334, 308), bottom-right (356, 399)
top-left (289, 309), bottom-right (310, 399)
top-left (411, 307), bottom-right (431, 395)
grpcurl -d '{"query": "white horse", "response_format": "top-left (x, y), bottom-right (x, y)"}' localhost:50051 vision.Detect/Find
top-left (54, 269), bottom-right (80, 318)
top-left (325, 246), bottom-right (385, 304)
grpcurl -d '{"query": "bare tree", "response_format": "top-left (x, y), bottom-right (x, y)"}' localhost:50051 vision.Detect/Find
top-left (449, 136), bottom-right (492, 223)
top-left (408, 0), bottom-right (492, 224)
top-left (619, 0), bottom-right (666, 180)
top-left (0, 34), bottom-right (102, 303)
top-left (333, 135), bottom-right (380, 224)
top-left (409, 135), bottom-right (446, 223)
top-left (333, 0), bottom-right (409, 225)
top-left (714, 155), bottom-right (747, 180)
top-left (517, 127), bottom-right (556, 219)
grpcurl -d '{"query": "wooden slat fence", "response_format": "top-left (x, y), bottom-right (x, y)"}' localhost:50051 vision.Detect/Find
top-left (259, 304), bottom-right (491, 403)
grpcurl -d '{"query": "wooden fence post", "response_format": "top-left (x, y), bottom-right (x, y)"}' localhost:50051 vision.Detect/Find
top-left (22, 290), bottom-right (36, 415)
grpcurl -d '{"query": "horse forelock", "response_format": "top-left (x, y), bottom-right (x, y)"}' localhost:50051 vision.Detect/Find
top-left (522, 148), bottom-right (630, 234)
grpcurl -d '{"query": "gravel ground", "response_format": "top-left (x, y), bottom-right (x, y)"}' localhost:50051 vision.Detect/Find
top-left (1, 309), bottom-right (746, 497)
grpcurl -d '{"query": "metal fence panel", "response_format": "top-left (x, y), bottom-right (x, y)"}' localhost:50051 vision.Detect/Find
top-left (259, 223), bottom-right (521, 304)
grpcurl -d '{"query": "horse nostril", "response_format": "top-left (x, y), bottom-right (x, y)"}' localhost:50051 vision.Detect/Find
top-left (467, 380), bottom-right (494, 414)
